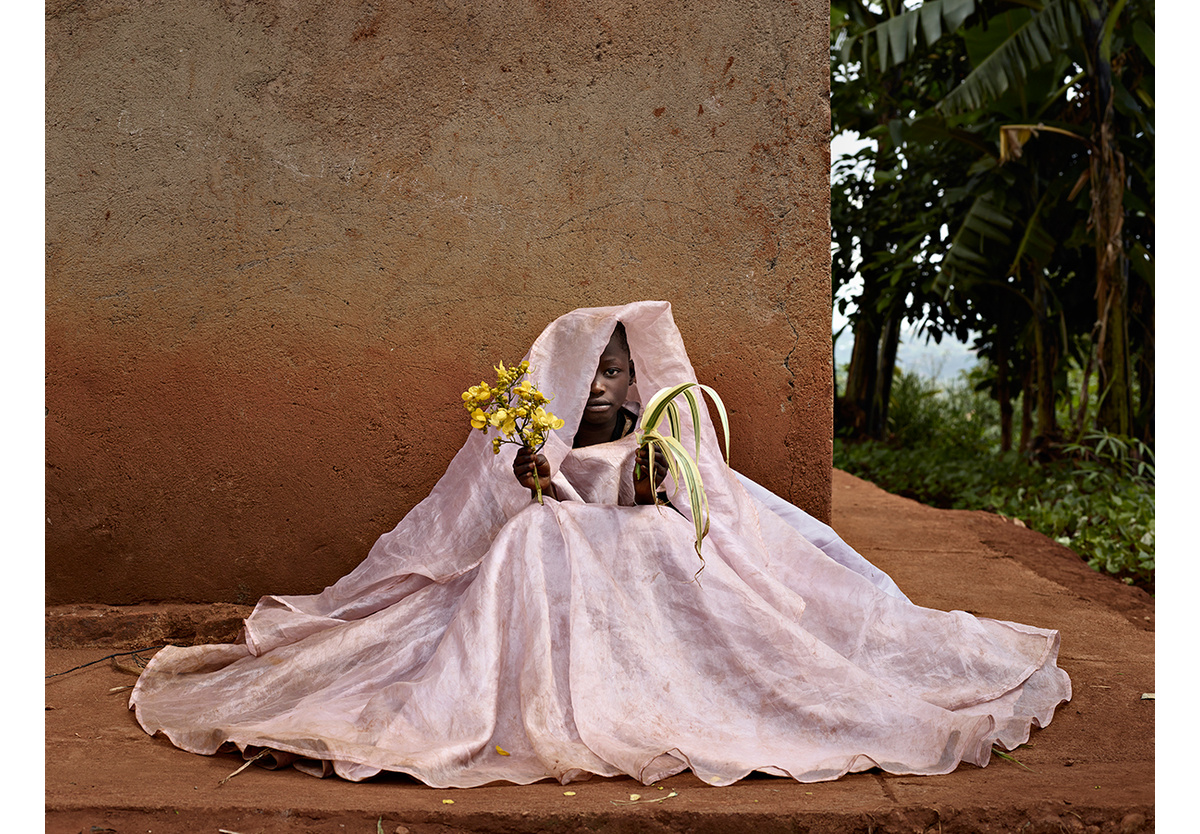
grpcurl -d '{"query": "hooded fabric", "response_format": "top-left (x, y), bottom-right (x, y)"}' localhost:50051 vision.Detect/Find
top-left (131, 301), bottom-right (1071, 787)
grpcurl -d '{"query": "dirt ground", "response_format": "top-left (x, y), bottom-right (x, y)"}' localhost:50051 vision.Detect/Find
top-left (44, 470), bottom-right (1155, 833)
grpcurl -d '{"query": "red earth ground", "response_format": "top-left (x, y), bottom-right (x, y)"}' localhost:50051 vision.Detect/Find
top-left (45, 470), bottom-right (1155, 833)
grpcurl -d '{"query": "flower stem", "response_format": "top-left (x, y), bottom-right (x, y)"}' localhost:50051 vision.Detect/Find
top-left (529, 442), bottom-right (545, 505)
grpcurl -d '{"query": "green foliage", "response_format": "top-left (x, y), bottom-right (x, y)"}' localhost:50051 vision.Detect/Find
top-left (940, 0), bottom-right (1083, 114)
top-left (638, 382), bottom-right (731, 569)
top-left (834, 369), bottom-right (1154, 589)
top-left (830, 0), bottom-right (1155, 446)
top-left (885, 367), bottom-right (1001, 451)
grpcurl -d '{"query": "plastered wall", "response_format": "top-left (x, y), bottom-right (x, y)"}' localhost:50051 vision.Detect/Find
top-left (46, 0), bottom-right (832, 604)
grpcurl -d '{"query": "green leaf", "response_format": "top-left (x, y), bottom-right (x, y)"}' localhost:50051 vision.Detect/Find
top-left (1132, 18), bottom-right (1154, 65)
top-left (941, 194), bottom-right (1013, 280)
top-left (637, 382), bottom-right (732, 568)
top-left (644, 430), bottom-right (711, 562)
top-left (1005, 189), bottom-right (1056, 276)
top-left (920, 1), bottom-right (943, 45)
top-left (865, 0), bottom-right (979, 70)
top-left (676, 388), bottom-right (704, 460)
top-left (943, 0), bottom-right (976, 32)
top-left (642, 381), bottom-right (731, 463)
top-left (940, 1), bottom-right (1082, 115)
top-left (666, 400), bottom-right (682, 449)
top-left (886, 14), bottom-right (909, 72)
top-left (1098, 0), bottom-right (1129, 65)
top-left (641, 383), bottom-right (693, 433)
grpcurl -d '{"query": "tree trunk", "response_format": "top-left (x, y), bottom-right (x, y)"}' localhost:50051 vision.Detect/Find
top-left (994, 308), bottom-right (1013, 453)
top-left (997, 342), bottom-right (1013, 453)
top-left (869, 309), bottom-right (902, 439)
top-left (1019, 364), bottom-right (1034, 454)
top-left (839, 65), bottom-right (909, 441)
top-left (1032, 267), bottom-right (1058, 447)
top-left (838, 281), bottom-right (884, 438)
top-left (1086, 4), bottom-right (1133, 437)
top-left (1095, 266), bottom-right (1132, 436)
top-left (1135, 283), bottom-right (1154, 447)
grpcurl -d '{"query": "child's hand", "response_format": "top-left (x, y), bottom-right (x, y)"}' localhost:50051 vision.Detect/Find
top-left (634, 443), bottom-right (669, 505)
top-left (513, 446), bottom-right (555, 501)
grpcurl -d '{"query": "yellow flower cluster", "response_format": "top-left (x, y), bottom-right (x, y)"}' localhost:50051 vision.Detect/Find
top-left (462, 360), bottom-right (566, 455)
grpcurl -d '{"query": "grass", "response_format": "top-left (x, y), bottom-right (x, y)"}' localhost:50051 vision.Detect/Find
top-left (834, 367), bottom-right (1154, 592)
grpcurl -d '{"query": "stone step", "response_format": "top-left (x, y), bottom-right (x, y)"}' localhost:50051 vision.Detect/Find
top-left (45, 602), bottom-right (253, 649)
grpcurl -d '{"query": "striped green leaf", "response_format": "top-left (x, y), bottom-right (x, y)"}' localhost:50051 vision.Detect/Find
top-left (643, 430), bottom-right (710, 569)
top-left (641, 382), bottom-right (731, 463)
top-left (637, 382), bottom-right (732, 577)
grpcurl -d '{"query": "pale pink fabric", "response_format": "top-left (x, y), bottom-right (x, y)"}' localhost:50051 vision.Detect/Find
top-left (130, 301), bottom-right (1071, 787)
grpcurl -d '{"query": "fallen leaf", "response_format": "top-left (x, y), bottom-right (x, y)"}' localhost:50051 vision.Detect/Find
top-left (992, 746), bottom-right (1034, 772)
top-left (611, 791), bottom-right (677, 806)
top-left (218, 750), bottom-right (268, 786)
top-left (1141, 693), bottom-right (1155, 700)
top-left (495, 745), bottom-right (511, 756)
top-left (563, 791), bottom-right (576, 796)
top-left (442, 799), bottom-right (455, 804)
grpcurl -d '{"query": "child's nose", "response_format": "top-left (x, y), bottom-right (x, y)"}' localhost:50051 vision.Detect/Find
top-left (591, 374), bottom-right (605, 393)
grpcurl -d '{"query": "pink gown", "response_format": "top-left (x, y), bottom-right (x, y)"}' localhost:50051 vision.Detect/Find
top-left (130, 301), bottom-right (1071, 787)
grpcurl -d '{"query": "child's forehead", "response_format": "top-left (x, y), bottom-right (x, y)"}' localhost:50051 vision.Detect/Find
top-left (598, 333), bottom-right (630, 362)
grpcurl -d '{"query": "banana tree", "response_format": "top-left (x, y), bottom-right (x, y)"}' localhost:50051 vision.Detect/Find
top-left (837, 0), bottom-right (1153, 443)
top-left (832, 0), bottom-right (986, 439)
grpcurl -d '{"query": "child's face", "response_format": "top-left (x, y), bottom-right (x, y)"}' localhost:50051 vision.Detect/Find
top-left (581, 332), bottom-right (633, 427)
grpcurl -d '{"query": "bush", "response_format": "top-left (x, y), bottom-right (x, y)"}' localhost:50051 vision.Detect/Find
top-left (835, 371), bottom-right (1154, 591)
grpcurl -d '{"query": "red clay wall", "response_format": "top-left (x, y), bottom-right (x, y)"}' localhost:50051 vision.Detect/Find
top-left (45, 0), bottom-right (833, 604)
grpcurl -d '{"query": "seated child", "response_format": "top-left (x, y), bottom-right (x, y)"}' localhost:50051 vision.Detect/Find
top-left (513, 322), bottom-right (668, 505)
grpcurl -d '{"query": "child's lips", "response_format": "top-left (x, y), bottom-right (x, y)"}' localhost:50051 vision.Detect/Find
top-left (585, 401), bottom-right (612, 413)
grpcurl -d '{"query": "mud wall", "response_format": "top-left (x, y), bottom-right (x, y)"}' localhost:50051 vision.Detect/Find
top-left (46, 0), bottom-right (833, 604)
